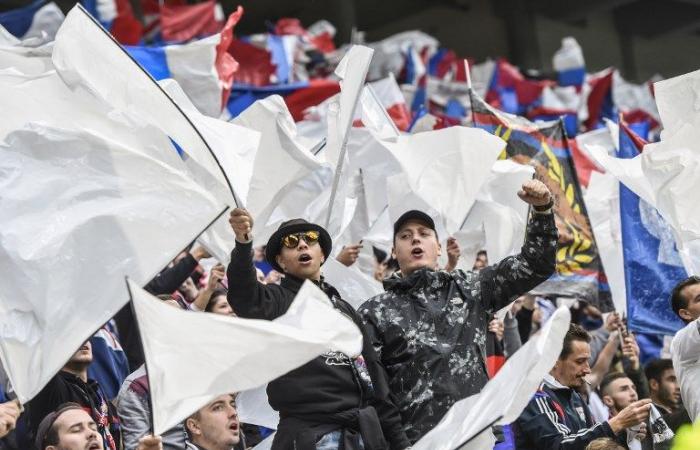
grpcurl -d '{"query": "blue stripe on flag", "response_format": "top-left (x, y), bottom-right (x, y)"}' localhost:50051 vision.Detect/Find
top-left (125, 46), bottom-right (171, 81)
top-left (557, 67), bottom-right (586, 87)
top-left (267, 35), bottom-right (290, 84)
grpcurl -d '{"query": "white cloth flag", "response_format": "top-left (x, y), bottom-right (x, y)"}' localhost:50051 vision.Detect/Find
top-left (321, 258), bottom-right (383, 309)
top-left (456, 160), bottom-right (533, 269)
top-left (52, 5), bottom-right (260, 262)
top-left (380, 127), bottom-right (505, 236)
top-left (0, 124), bottom-right (224, 403)
top-left (130, 279), bottom-right (362, 435)
top-left (412, 307), bottom-right (571, 450)
top-left (232, 95), bottom-right (327, 245)
top-left (52, 6), bottom-right (237, 220)
top-left (236, 385), bottom-right (279, 430)
top-left (0, 34), bottom-right (53, 76)
top-left (159, 79), bottom-right (261, 263)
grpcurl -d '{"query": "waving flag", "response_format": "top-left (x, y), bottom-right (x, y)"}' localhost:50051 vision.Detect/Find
top-left (160, 0), bottom-right (223, 43)
top-left (0, 0), bottom-right (63, 41)
top-left (471, 90), bottom-right (613, 312)
top-left (126, 6), bottom-right (242, 117)
top-left (618, 124), bottom-right (687, 335)
top-left (552, 37), bottom-right (585, 87)
top-left (81, 0), bottom-right (141, 45)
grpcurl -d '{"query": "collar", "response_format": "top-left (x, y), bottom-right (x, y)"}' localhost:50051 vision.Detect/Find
top-left (543, 373), bottom-right (571, 391)
top-left (280, 273), bottom-right (322, 294)
top-left (383, 267), bottom-right (447, 291)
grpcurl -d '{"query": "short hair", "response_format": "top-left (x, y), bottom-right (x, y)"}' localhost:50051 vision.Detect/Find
top-left (644, 358), bottom-right (674, 384)
top-left (670, 276), bottom-right (700, 320)
top-left (205, 288), bottom-right (228, 313)
top-left (476, 250), bottom-right (487, 257)
top-left (35, 402), bottom-right (84, 449)
top-left (559, 323), bottom-right (591, 360)
top-left (599, 372), bottom-right (631, 397)
top-left (585, 437), bottom-right (625, 450)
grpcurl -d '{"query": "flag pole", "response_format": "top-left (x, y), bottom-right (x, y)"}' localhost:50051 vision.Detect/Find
top-left (464, 58), bottom-right (472, 91)
top-left (324, 48), bottom-right (373, 229)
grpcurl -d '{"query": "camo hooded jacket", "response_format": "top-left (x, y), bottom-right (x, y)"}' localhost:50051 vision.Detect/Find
top-left (358, 212), bottom-right (558, 443)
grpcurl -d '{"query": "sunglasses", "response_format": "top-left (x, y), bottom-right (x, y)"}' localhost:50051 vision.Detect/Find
top-left (281, 231), bottom-right (320, 248)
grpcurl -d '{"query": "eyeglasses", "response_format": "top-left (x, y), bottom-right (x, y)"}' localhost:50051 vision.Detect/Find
top-left (281, 231), bottom-right (320, 248)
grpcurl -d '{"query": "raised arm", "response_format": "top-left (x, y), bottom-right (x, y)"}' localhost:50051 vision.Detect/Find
top-left (226, 208), bottom-right (289, 319)
top-left (478, 179), bottom-right (558, 312)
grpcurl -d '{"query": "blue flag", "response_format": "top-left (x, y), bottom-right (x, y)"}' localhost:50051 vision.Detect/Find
top-left (619, 125), bottom-right (687, 335)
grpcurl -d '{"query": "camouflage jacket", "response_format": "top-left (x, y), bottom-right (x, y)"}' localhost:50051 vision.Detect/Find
top-left (358, 212), bottom-right (558, 443)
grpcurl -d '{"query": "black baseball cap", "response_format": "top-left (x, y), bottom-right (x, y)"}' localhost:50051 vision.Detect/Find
top-left (393, 210), bottom-right (437, 238)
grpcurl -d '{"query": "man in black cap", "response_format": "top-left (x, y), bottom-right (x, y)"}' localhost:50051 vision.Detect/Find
top-left (226, 209), bottom-right (409, 450)
top-left (358, 178), bottom-right (559, 443)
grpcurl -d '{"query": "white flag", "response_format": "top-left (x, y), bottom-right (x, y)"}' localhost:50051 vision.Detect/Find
top-left (0, 124), bottom-right (224, 403)
top-left (236, 385), bottom-right (279, 430)
top-left (130, 279), bottom-right (362, 435)
top-left (321, 258), bottom-right (383, 309)
top-left (380, 127), bottom-right (505, 235)
top-left (412, 307), bottom-right (571, 450)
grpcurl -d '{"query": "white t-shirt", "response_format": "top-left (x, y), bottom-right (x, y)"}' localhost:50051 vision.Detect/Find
top-left (670, 318), bottom-right (700, 422)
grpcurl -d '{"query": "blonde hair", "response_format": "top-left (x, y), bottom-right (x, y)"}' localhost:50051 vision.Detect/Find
top-left (585, 438), bottom-right (624, 450)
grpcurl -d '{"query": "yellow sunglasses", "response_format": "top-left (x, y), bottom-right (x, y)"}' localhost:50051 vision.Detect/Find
top-left (281, 230), bottom-right (320, 248)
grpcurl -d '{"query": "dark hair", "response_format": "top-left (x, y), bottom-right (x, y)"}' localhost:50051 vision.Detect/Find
top-left (205, 288), bottom-right (228, 313)
top-left (670, 276), bottom-right (700, 321)
top-left (35, 402), bottom-right (84, 449)
top-left (644, 358), bottom-right (674, 384)
top-left (476, 250), bottom-right (487, 257)
top-left (559, 323), bottom-right (591, 360)
top-left (599, 372), bottom-right (630, 397)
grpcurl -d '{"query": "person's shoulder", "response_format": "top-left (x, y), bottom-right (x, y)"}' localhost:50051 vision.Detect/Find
top-left (358, 291), bottom-right (396, 316)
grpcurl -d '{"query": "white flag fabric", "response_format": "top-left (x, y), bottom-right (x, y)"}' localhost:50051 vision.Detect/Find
top-left (236, 385), bottom-right (279, 430)
top-left (379, 127), bottom-right (505, 235)
top-left (130, 279), bottom-right (362, 435)
top-left (0, 34), bottom-right (53, 76)
top-left (52, 6), bottom-right (237, 216)
top-left (233, 95), bottom-right (328, 245)
top-left (159, 78), bottom-right (261, 263)
top-left (412, 307), bottom-right (571, 450)
top-left (654, 68), bottom-right (700, 137)
top-left (0, 124), bottom-right (224, 403)
top-left (321, 258), bottom-right (384, 309)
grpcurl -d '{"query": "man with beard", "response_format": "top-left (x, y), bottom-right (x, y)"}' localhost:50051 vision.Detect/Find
top-left (644, 359), bottom-right (690, 432)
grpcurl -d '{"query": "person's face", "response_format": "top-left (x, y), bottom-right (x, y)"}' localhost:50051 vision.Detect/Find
top-left (275, 231), bottom-right (325, 281)
top-left (651, 368), bottom-right (681, 410)
top-left (552, 340), bottom-right (591, 388)
top-left (210, 295), bottom-right (234, 316)
top-left (179, 277), bottom-right (198, 301)
top-left (188, 394), bottom-right (240, 450)
top-left (47, 409), bottom-right (103, 450)
top-left (392, 220), bottom-right (441, 277)
top-left (473, 253), bottom-right (487, 270)
top-left (68, 341), bottom-right (93, 366)
top-left (678, 283), bottom-right (700, 322)
top-left (603, 377), bottom-right (638, 413)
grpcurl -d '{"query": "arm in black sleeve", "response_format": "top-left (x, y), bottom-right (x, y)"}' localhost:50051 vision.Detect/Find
top-left (516, 306), bottom-right (534, 343)
top-left (144, 254), bottom-right (198, 295)
top-left (226, 241), bottom-right (290, 320)
top-left (479, 211), bottom-right (558, 312)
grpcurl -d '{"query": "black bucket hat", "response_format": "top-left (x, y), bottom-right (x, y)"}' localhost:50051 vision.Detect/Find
top-left (265, 219), bottom-right (332, 273)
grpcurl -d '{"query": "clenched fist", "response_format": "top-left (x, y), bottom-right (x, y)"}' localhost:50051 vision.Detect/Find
top-left (229, 208), bottom-right (253, 243)
top-left (517, 179), bottom-right (552, 207)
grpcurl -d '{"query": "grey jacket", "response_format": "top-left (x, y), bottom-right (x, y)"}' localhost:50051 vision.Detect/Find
top-left (358, 212), bottom-right (558, 443)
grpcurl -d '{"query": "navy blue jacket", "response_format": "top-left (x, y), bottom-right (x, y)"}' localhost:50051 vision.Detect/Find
top-left (514, 376), bottom-right (617, 450)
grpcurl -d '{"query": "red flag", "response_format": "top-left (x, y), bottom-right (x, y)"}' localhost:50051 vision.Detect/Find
top-left (284, 79), bottom-right (341, 121)
top-left (229, 39), bottom-right (276, 86)
top-left (215, 6), bottom-right (244, 110)
top-left (161, 0), bottom-right (222, 42)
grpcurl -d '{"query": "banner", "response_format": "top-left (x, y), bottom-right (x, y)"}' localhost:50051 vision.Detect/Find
top-left (471, 90), bottom-right (613, 312)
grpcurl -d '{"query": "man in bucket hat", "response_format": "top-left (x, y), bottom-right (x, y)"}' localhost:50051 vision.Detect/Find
top-left (358, 179), bottom-right (559, 443)
top-left (226, 209), bottom-right (409, 450)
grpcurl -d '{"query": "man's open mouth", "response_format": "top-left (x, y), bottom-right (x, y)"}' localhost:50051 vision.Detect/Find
top-left (411, 248), bottom-right (424, 257)
top-left (298, 254), bottom-right (312, 262)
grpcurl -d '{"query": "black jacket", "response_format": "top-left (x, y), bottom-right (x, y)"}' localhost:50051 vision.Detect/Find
top-left (227, 242), bottom-right (409, 450)
top-left (26, 371), bottom-right (120, 450)
top-left (358, 211), bottom-right (558, 443)
top-left (514, 375), bottom-right (616, 450)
